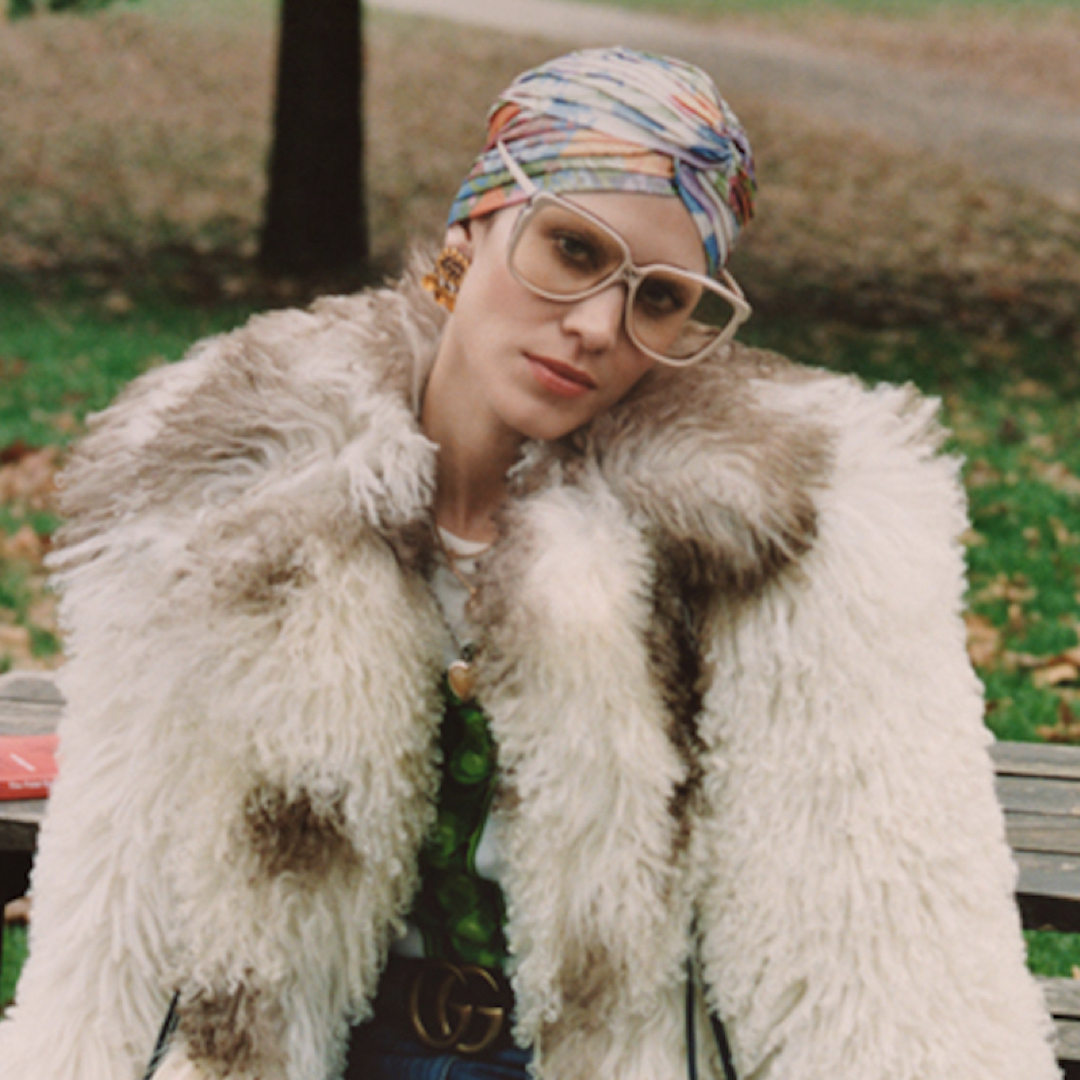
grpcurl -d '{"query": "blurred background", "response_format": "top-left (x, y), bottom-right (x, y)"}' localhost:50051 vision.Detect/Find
top-left (0, 0), bottom-right (1078, 990)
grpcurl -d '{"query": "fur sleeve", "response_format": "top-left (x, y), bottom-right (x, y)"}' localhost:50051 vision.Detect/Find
top-left (693, 375), bottom-right (1060, 1079)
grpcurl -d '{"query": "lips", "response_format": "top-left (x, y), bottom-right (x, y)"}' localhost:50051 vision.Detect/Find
top-left (526, 354), bottom-right (597, 399)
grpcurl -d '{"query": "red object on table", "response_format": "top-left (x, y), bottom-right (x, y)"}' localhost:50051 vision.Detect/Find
top-left (0, 734), bottom-right (58, 800)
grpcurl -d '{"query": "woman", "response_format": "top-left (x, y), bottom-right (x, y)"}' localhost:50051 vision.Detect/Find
top-left (0, 46), bottom-right (1059, 1080)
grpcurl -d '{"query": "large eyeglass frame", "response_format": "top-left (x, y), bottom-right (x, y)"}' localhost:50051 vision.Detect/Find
top-left (495, 140), bottom-right (751, 367)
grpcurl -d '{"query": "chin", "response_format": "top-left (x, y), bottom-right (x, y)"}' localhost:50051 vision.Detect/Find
top-left (506, 406), bottom-right (590, 444)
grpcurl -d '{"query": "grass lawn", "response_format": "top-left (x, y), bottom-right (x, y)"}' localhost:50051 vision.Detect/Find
top-left (0, 278), bottom-right (257, 452)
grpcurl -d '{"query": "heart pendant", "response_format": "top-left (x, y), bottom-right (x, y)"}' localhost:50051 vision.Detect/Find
top-left (448, 660), bottom-right (477, 703)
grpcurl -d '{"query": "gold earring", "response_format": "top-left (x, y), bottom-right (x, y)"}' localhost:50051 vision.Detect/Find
top-left (422, 247), bottom-right (471, 312)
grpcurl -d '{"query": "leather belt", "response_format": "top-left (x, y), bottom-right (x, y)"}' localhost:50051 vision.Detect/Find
top-left (373, 956), bottom-right (515, 1056)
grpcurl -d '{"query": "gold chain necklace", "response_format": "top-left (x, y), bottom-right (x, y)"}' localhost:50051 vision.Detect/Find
top-left (432, 524), bottom-right (485, 702)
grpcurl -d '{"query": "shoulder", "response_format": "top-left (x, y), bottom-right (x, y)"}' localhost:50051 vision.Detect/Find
top-left (573, 343), bottom-right (962, 596)
top-left (53, 263), bottom-right (445, 567)
top-left (77, 261), bottom-right (443, 461)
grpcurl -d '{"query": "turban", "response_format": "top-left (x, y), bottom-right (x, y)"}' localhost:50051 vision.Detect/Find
top-left (447, 46), bottom-right (756, 275)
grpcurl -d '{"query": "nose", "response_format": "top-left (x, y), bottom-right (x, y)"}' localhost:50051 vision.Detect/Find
top-left (560, 284), bottom-right (625, 353)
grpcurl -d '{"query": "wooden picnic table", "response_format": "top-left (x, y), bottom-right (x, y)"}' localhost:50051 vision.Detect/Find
top-left (3, 673), bottom-right (1080, 1073)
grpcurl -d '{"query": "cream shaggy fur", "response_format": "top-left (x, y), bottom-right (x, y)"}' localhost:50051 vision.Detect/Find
top-left (0, 268), bottom-right (1059, 1080)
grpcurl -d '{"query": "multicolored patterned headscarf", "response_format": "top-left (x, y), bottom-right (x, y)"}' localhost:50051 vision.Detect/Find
top-left (447, 46), bottom-right (756, 276)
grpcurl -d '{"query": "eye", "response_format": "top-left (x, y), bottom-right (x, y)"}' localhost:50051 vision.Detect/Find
top-left (635, 276), bottom-right (695, 320)
top-left (551, 229), bottom-right (602, 272)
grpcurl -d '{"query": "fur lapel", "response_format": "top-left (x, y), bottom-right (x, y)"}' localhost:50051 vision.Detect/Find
top-left (345, 263), bottom-right (833, 591)
top-left (341, 272), bottom-right (833, 1069)
top-left (472, 470), bottom-right (695, 1073)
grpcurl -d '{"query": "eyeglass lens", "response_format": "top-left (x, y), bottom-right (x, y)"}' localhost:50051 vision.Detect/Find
top-left (509, 200), bottom-right (736, 362)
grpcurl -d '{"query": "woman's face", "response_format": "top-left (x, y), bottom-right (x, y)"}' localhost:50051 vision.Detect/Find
top-left (434, 190), bottom-right (706, 446)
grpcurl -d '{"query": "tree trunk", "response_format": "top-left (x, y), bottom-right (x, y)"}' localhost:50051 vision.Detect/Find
top-left (259, 0), bottom-right (366, 277)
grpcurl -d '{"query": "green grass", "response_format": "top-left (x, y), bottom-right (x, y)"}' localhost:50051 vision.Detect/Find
top-left (1, 923), bottom-right (27, 1007)
top-left (0, 277), bottom-right (256, 449)
top-left (1026, 929), bottom-right (1080, 979)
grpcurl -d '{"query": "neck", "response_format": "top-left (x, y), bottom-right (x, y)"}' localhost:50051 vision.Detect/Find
top-left (421, 348), bottom-right (523, 545)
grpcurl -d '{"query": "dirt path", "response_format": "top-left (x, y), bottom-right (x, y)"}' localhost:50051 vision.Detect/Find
top-left (371, 0), bottom-right (1080, 210)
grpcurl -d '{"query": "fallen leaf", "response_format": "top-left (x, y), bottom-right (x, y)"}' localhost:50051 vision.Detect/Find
top-left (0, 440), bottom-right (34, 467)
top-left (2, 897), bottom-right (30, 924)
top-left (1037, 700), bottom-right (1080, 743)
top-left (102, 289), bottom-right (134, 315)
top-left (997, 416), bottom-right (1025, 445)
top-left (1050, 517), bottom-right (1077, 546)
top-left (48, 412), bottom-right (80, 436)
top-left (1031, 460), bottom-right (1080, 497)
top-left (0, 446), bottom-right (60, 509)
top-left (1010, 378), bottom-right (1052, 400)
top-left (27, 595), bottom-right (59, 635)
top-left (1034, 662), bottom-right (1080, 688)
top-left (0, 524), bottom-right (45, 565)
top-left (965, 611), bottom-right (1002, 668)
top-left (0, 625), bottom-right (34, 669)
top-left (974, 574), bottom-right (1036, 604)
top-left (965, 460), bottom-right (1002, 488)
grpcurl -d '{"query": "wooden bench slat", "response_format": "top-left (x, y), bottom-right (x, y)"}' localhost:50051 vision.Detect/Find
top-left (0, 674), bottom-right (63, 706)
top-left (1043, 977), bottom-right (1080, 1020)
top-left (1040, 979), bottom-right (1080, 1065)
top-left (992, 741), bottom-right (1080, 782)
top-left (1007, 814), bottom-right (1080, 857)
top-left (0, 673), bottom-right (64, 737)
top-left (1055, 1017), bottom-right (1080, 1064)
top-left (1016, 851), bottom-right (1080, 932)
top-left (1056, 1020), bottom-right (1080, 1065)
top-left (997, 775), bottom-right (1080, 818)
top-left (1016, 851), bottom-right (1080, 901)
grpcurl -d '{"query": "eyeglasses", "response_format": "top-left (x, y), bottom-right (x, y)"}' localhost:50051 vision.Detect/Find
top-left (496, 141), bottom-right (751, 367)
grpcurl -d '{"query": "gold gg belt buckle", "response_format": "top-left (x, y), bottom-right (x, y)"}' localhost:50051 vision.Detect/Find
top-left (406, 960), bottom-right (508, 1055)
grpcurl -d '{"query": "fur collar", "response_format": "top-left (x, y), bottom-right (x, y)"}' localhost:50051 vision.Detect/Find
top-left (59, 262), bottom-right (832, 597)
top-left (343, 264), bottom-right (831, 587)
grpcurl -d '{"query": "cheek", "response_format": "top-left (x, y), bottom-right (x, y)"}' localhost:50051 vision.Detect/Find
top-left (453, 250), bottom-right (544, 333)
top-left (609, 349), bottom-right (657, 399)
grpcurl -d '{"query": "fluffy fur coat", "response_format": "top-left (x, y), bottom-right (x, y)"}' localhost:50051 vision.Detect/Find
top-left (0, 270), bottom-right (1060, 1080)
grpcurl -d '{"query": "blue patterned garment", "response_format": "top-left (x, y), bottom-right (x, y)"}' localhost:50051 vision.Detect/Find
top-left (447, 46), bottom-right (756, 275)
